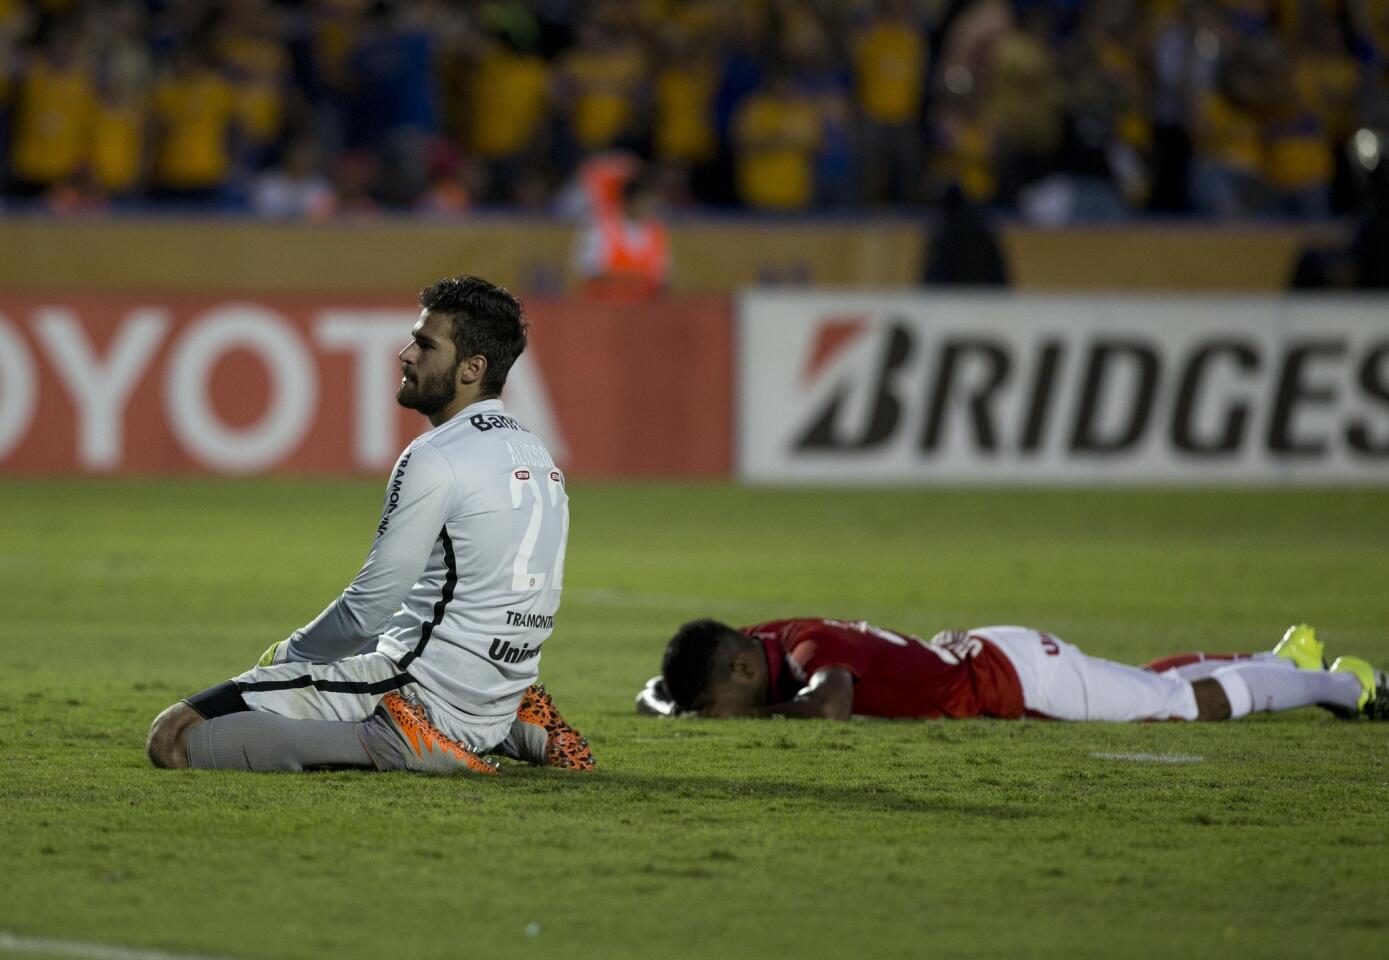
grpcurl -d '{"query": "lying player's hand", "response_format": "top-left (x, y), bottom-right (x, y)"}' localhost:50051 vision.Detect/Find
top-left (635, 676), bottom-right (676, 716)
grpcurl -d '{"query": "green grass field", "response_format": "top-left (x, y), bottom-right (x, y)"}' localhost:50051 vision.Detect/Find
top-left (1, 479), bottom-right (1386, 960)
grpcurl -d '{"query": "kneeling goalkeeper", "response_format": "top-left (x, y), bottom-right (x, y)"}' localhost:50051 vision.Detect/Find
top-left (147, 277), bottom-right (591, 775)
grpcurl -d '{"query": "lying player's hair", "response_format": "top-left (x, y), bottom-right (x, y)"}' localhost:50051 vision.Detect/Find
top-left (662, 618), bottom-right (741, 710)
top-left (419, 276), bottom-right (529, 398)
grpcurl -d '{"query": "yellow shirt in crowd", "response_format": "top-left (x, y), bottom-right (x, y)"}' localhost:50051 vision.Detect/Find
top-left (90, 98), bottom-right (146, 194)
top-left (153, 69), bottom-right (237, 189)
top-left (468, 45), bottom-right (550, 159)
top-left (1195, 92), bottom-right (1263, 174)
top-left (10, 57), bottom-right (93, 184)
top-left (221, 32), bottom-right (289, 148)
top-left (656, 61), bottom-right (717, 163)
top-left (1264, 111), bottom-right (1332, 191)
top-left (733, 90), bottom-right (821, 210)
top-left (935, 116), bottom-right (995, 202)
top-left (563, 45), bottom-right (645, 149)
top-left (311, 0), bottom-right (365, 93)
top-left (853, 19), bottom-right (925, 125)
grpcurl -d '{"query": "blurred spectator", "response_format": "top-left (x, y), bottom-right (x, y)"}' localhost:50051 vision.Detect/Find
top-left (930, 0), bottom-right (1014, 203)
top-left (1350, 128), bottom-right (1389, 287)
top-left (732, 68), bottom-right (821, 211)
top-left (251, 133), bottom-right (336, 218)
top-left (0, 1), bottom-right (35, 174)
top-left (923, 183), bottom-right (1010, 285)
top-left (8, 16), bottom-right (93, 200)
top-left (1078, 1), bottom-right (1152, 205)
top-left (571, 152), bottom-right (670, 301)
top-left (931, 90), bottom-right (997, 204)
top-left (786, 7), bottom-right (857, 208)
top-left (1148, 1), bottom-right (1199, 211)
top-left (556, 7), bottom-right (647, 160)
top-left (653, 25), bottom-right (720, 205)
top-left (1261, 38), bottom-right (1334, 218)
top-left (87, 2), bottom-right (151, 202)
top-left (458, 10), bottom-right (551, 205)
top-left (417, 142), bottom-right (482, 215)
top-left (333, 147), bottom-right (381, 214)
top-left (305, 0), bottom-right (366, 157)
top-left (1190, 36), bottom-right (1272, 217)
top-left (1288, 6), bottom-right (1361, 213)
top-left (348, 0), bottom-right (441, 205)
top-left (150, 45), bottom-right (238, 206)
top-left (987, 8), bottom-right (1065, 210)
top-left (217, 0), bottom-right (291, 169)
top-left (1289, 127), bottom-right (1389, 287)
top-left (852, 0), bottom-right (929, 205)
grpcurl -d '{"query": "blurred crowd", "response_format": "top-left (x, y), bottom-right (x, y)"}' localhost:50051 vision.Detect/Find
top-left (1, 0), bottom-right (1387, 221)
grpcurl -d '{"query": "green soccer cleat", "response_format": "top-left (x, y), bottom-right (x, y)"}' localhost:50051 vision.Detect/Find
top-left (1329, 656), bottom-right (1389, 719)
top-left (1272, 623), bottom-right (1327, 671)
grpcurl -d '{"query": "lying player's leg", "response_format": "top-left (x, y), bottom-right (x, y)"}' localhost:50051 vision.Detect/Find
top-left (1143, 651), bottom-right (1267, 679)
top-left (980, 625), bottom-right (1372, 722)
top-left (1206, 654), bottom-right (1385, 720)
top-left (1144, 624), bottom-right (1381, 720)
top-left (1145, 623), bottom-right (1326, 679)
top-left (976, 627), bottom-right (1203, 722)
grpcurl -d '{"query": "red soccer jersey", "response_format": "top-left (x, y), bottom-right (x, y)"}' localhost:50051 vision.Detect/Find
top-left (741, 619), bottom-right (1025, 719)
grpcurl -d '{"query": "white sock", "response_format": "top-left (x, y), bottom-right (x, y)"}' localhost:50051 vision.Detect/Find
top-left (1211, 663), bottom-right (1361, 716)
top-left (1212, 668), bottom-right (1254, 718)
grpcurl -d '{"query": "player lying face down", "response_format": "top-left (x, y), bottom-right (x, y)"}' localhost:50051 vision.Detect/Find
top-left (636, 618), bottom-right (1386, 723)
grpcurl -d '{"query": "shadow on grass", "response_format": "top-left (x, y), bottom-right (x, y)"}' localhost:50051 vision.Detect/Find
top-left (491, 766), bottom-right (1041, 819)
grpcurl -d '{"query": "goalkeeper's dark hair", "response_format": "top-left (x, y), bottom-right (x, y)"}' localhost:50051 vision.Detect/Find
top-left (419, 275), bottom-right (528, 398)
top-left (662, 618), bottom-right (742, 710)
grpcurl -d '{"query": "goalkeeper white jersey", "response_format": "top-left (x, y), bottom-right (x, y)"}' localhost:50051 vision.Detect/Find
top-left (283, 398), bottom-right (569, 738)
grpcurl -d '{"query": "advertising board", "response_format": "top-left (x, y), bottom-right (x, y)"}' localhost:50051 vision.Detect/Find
top-left (0, 297), bottom-right (731, 478)
top-left (739, 293), bottom-right (1389, 484)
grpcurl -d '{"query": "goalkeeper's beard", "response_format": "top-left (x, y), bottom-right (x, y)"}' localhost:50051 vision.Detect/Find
top-left (396, 363), bottom-right (458, 416)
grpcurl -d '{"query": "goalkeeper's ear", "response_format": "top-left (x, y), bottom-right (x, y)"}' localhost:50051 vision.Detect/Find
top-left (635, 675), bottom-right (677, 717)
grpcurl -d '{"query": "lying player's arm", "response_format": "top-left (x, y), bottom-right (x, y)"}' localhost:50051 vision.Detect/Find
top-left (635, 676), bottom-right (678, 717)
top-left (757, 667), bottom-right (854, 720)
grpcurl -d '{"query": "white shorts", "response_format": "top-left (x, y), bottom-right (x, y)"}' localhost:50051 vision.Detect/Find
top-left (228, 652), bottom-right (511, 750)
top-left (975, 626), bottom-right (1199, 722)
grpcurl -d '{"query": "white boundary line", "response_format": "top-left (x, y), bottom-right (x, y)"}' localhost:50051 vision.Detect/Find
top-left (0, 933), bottom-right (233, 960)
top-left (1090, 752), bottom-right (1204, 764)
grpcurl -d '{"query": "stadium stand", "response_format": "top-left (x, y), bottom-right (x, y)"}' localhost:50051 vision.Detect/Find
top-left (1, 0), bottom-right (1386, 221)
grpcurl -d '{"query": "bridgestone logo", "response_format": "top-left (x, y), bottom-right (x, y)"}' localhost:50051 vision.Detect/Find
top-left (377, 452), bottom-right (412, 535)
top-left (738, 296), bottom-right (1389, 484)
top-left (794, 325), bottom-right (1389, 457)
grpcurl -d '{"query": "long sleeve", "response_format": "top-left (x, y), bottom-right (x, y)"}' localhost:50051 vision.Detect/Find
top-left (283, 442), bottom-right (454, 663)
